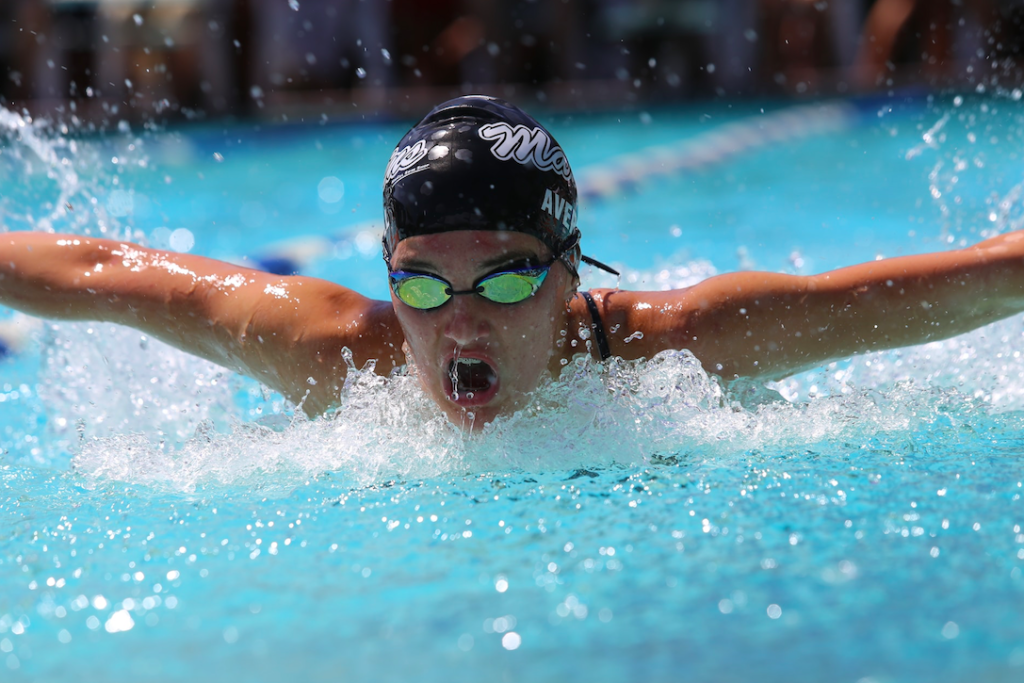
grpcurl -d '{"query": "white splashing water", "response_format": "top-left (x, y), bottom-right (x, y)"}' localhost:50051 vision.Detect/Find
top-left (911, 98), bottom-right (1024, 242)
top-left (0, 108), bottom-right (82, 233)
top-left (0, 106), bottom-right (139, 237)
top-left (38, 322), bottom-right (240, 457)
top-left (905, 112), bottom-right (950, 161)
top-left (59, 331), bottom-right (1009, 493)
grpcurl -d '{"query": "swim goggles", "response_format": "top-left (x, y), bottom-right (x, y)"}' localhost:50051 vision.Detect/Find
top-left (389, 258), bottom-right (555, 310)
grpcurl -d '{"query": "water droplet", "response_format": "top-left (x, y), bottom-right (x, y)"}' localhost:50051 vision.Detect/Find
top-left (104, 609), bottom-right (135, 633)
top-left (169, 228), bottom-right (195, 253)
top-left (501, 631), bottom-right (521, 650)
top-left (288, 0), bottom-right (299, 10)
top-left (318, 176), bottom-right (345, 203)
top-left (106, 189), bottom-right (133, 217)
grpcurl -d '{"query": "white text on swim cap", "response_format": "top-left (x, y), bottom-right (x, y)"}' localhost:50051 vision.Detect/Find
top-left (541, 189), bottom-right (577, 230)
top-left (384, 139), bottom-right (429, 184)
top-left (478, 123), bottom-right (573, 181)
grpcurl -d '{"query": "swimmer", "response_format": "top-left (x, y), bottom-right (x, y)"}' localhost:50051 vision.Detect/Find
top-left (3, 94), bottom-right (1024, 429)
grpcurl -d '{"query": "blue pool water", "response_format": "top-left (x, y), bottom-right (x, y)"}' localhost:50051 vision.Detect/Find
top-left (4, 95), bottom-right (1024, 682)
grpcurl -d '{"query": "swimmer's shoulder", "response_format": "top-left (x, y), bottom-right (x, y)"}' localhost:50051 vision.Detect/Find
top-left (238, 276), bottom-right (404, 394)
top-left (239, 277), bottom-right (406, 415)
top-left (575, 287), bottom-right (706, 361)
top-left (280, 277), bottom-right (405, 366)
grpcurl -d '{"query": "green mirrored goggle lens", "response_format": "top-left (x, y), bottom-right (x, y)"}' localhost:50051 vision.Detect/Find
top-left (477, 269), bottom-right (548, 303)
top-left (389, 267), bottom-right (550, 310)
top-left (391, 275), bottom-right (451, 309)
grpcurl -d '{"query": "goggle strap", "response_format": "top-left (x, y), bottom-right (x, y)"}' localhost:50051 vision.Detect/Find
top-left (581, 254), bottom-right (620, 276)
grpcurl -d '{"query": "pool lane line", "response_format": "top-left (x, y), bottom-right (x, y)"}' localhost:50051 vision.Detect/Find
top-left (248, 221), bottom-right (383, 276)
top-left (576, 101), bottom-right (861, 200)
top-left (578, 91), bottom-right (929, 200)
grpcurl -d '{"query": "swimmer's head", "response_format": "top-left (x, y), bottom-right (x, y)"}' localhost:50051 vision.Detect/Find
top-left (383, 95), bottom-right (599, 277)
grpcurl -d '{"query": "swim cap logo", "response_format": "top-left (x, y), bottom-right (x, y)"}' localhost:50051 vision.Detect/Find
top-left (478, 123), bottom-right (573, 181)
top-left (541, 188), bottom-right (577, 231)
top-left (384, 140), bottom-right (429, 184)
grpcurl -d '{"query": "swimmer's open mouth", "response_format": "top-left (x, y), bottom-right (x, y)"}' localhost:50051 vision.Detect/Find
top-left (446, 357), bottom-right (499, 405)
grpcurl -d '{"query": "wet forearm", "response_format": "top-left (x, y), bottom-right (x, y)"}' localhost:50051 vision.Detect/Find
top-left (0, 232), bottom-right (247, 359)
top-left (0, 232), bottom-right (128, 320)
top-left (809, 235), bottom-right (1024, 349)
top-left (683, 234), bottom-right (1024, 380)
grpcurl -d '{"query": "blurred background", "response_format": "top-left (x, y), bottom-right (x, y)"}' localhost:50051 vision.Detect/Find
top-left (2, 0), bottom-right (1024, 125)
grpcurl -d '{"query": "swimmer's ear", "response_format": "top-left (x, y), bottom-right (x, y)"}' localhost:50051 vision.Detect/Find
top-left (562, 273), bottom-right (579, 305)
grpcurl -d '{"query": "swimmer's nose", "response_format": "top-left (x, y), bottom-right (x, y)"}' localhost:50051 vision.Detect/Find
top-left (443, 294), bottom-right (490, 346)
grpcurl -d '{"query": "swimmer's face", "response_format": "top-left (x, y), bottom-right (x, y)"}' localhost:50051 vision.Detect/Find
top-left (388, 231), bottom-right (575, 429)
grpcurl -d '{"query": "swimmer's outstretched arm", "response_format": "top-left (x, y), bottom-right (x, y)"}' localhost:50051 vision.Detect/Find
top-left (594, 231), bottom-right (1024, 380)
top-left (0, 232), bottom-right (405, 415)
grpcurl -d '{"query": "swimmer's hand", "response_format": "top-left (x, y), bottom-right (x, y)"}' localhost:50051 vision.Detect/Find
top-left (0, 232), bottom-right (404, 416)
top-left (584, 231), bottom-right (1024, 381)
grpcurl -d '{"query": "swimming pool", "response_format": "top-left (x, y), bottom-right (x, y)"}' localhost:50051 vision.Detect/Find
top-left (4, 94), bottom-right (1024, 682)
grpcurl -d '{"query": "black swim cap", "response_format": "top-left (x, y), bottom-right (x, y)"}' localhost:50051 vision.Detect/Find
top-left (383, 95), bottom-right (599, 275)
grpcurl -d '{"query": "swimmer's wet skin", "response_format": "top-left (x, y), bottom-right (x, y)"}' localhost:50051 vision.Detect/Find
top-left (4, 95), bottom-right (1024, 429)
